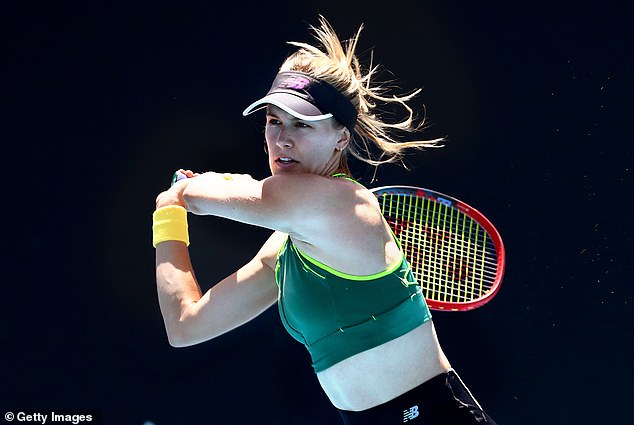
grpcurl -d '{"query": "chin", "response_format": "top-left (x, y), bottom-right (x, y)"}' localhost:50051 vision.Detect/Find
top-left (271, 164), bottom-right (304, 175)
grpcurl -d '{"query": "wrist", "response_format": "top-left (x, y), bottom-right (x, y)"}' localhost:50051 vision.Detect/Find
top-left (155, 182), bottom-right (189, 210)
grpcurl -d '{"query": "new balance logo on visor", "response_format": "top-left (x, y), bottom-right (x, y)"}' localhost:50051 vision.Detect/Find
top-left (278, 75), bottom-right (311, 90)
top-left (402, 405), bottom-right (420, 422)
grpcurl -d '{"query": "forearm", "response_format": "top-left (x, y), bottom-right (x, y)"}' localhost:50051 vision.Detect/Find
top-left (155, 240), bottom-right (203, 346)
top-left (166, 172), bottom-right (331, 237)
top-left (181, 172), bottom-right (264, 218)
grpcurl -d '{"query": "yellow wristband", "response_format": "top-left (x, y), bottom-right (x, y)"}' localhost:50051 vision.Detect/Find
top-left (152, 205), bottom-right (190, 247)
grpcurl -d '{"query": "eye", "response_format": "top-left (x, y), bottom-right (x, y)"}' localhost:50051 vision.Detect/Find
top-left (295, 121), bottom-right (311, 128)
top-left (266, 117), bottom-right (282, 126)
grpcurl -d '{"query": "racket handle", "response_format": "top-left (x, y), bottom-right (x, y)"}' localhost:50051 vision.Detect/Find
top-left (170, 171), bottom-right (188, 186)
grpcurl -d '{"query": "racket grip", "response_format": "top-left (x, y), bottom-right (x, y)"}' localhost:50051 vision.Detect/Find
top-left (170, 171), bottom-right (189, 187)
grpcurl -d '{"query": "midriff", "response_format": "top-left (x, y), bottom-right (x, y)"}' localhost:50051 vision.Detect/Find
top-left (316, 320), bottom-right (452, 411)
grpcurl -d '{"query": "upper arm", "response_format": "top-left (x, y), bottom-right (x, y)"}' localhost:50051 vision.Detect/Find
top-left (169, 231), bottom-right (284, 347)
top-left (181, 173), bottom-right (355, 240)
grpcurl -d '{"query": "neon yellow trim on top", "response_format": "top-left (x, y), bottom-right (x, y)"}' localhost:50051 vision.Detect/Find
top-left (292, 243), bottom-right (404, 281)
top-left (331, 173), bottom-right (364, 185)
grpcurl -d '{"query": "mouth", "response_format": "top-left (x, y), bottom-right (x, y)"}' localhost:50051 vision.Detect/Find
top-left (275, 157), bottom-right (299, 166)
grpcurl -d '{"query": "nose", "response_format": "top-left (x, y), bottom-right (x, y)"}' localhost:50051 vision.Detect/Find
top-left (274, 127), bottom-right (294, 149)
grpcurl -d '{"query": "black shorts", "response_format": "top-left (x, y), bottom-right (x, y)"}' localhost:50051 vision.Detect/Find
top-left (337, 370), bottom-right (497, 425)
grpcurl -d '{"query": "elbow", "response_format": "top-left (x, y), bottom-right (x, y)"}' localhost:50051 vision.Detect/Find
top-left (166, 332), bottom-right (195, 348)
top-left (164, 326), bottom-right (196, 348)
top-left (167, 337), bottom-right (191, 348)
top-left (164, 320), bottom-right (215, 348)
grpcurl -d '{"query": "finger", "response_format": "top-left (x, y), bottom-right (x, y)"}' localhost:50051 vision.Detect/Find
top-left (171, 170), bottom-right (188, 186)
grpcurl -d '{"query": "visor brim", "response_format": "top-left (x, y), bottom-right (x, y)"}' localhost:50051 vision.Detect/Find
top-left (242, 92), bottom-right (333, 122)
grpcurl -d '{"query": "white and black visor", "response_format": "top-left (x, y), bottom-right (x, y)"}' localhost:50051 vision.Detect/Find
top-left (242, 71), bottom-right (357, 132)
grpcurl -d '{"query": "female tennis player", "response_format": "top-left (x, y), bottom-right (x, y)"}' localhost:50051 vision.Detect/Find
top-left (153, 17), bottom-right (497, 424)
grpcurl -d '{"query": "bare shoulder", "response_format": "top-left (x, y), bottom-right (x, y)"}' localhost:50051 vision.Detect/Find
top-left (255, 176), bottom-right (397, 276)
top-left (263, 173), bottom-right (364, 204)
top-left (262, 174), bottom-right (378, 236)
top-left (268, 176), bottom-right (393, 268)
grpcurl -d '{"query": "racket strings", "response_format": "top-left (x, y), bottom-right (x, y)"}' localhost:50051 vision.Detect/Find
top-left (398, 232), bottom-right (499, 275)
top-left (380, 193), bottom-right (499, 304)
top-left (397, 228), bottom-right (498, 264)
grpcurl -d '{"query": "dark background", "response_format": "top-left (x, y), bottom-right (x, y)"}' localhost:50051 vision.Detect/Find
top-left (3, 1), bottom-right (632, 424)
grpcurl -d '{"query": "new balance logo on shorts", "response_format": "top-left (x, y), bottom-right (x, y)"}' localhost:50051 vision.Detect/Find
top-left (402, 405), bottom-right (420, 422)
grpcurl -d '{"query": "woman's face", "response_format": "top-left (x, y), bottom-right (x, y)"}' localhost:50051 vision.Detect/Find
top-left (264, 105), bottom-right (348, 176)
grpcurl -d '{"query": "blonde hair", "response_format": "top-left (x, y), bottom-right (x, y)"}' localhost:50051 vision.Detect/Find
top-left (279, 16), bottom-right (443, 174)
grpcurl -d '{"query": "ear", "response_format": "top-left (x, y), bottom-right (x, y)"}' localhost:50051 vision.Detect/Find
top-left (335, 128), bottom-right (351, 151)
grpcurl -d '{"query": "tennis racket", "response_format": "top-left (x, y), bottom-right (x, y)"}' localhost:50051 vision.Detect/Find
top-left (372, 186), bottom-right (505, 311)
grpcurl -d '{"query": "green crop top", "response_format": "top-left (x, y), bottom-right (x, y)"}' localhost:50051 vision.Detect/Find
top-left (275, 237), bottom-right (432, 372)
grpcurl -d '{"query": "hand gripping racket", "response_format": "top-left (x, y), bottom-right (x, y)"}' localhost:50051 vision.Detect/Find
top-left (371, 186), bottom-right (505, 311)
